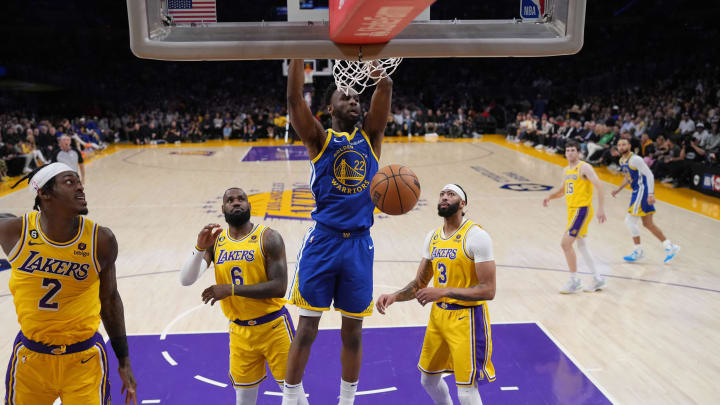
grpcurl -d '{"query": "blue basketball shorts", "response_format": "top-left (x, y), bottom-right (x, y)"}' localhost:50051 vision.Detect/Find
top-left (289, 223), bottom-right (374, 317)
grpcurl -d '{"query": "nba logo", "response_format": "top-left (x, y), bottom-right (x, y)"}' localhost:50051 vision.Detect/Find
top-left (520, 0), bottom-right (544, 21)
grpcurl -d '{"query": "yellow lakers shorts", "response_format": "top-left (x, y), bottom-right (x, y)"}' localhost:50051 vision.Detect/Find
top-left (5, 332), bottom-right (110, 405)
top-left (229, 307), bottom-right (295, 387)
top-left (566, 205), bottom-right (593, 238)
top-left (418, 303), bottom-right (495, 387)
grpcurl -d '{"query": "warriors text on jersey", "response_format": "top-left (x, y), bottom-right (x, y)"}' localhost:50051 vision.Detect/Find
top-left (213, 225), bottom-right (285, 321)
top-left (310, 127), bottom-right (379, 232)
top-left (8, 211), bottom-right (101, 346)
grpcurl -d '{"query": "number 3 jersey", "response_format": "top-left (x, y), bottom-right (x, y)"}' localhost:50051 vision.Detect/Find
top-left (213, 225), bottom-right (285, 321)
top-left (8, 211), bottom-right (101, 345)
top-left (424, 219), bottom-right (493, 307)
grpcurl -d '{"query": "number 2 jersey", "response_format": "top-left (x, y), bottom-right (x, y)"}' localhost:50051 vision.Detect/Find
top-left (8, 211), bottom-right (101, 345)
top-left (212, 225), bottom-right (285, 321)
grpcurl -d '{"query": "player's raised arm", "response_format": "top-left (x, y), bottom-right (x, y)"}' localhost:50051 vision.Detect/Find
top-left (580, 163), bottom-right (607, 223)
top-left (179, 223), bottom-right (221, 286)
top-left (362, 64), bottom-right (393, 158)
top-left (287, 59), bottom-right (326, 158)
top-left (0, 213), bottom-right (21, 256)
top-left (376, 258), bottom-right (433, 314)
top-left (201, 228), bottom-right (288, 305)
top-left (97, 226), bottom-right (138, 405)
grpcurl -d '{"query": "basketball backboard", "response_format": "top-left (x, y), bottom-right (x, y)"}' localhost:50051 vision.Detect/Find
top-left (127, 0), bottom-right (586, 61)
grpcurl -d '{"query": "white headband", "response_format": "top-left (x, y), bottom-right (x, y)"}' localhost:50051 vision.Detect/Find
top-left (442, 184), bottom-right (466, 202)
top-left (29, 163), bottom-right (76, 194)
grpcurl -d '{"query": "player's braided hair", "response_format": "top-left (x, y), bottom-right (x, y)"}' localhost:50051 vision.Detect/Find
top-left (10, 166), bottom-right (56, 211)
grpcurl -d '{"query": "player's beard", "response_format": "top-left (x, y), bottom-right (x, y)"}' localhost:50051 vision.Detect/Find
top-left (437, 202), bottom-right (460, 217)
top-left (224, 207), bottom-right (251, 227)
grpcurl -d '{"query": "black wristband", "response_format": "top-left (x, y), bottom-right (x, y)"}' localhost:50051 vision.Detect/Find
top-left (110, 336), bottom-right (129, 359)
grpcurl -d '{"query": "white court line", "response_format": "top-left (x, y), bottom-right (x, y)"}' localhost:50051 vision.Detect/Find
top-left (500, 386), bottom-right (519, 391)
top-left (142, 400), bottom-right (162, 404)
top-left (162, 350), bottom-right (178, 366)
top-left (356, 387), bottom-right (398, 396)
top-left (535, 322), bottom-right (618, 404)
top-left (194, 375), bottom-right (228, 388)
top-left (160, 304), bottom-right (205, 340)
top-left (264, 392), bottom-right (309, 397)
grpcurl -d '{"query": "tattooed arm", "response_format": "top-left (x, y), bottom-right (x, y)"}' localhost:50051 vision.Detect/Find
top-left (376, 258), bottom-right (433, 314)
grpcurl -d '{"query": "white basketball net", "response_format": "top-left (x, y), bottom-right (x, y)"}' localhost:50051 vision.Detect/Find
top-left (333, 58), bottom-right (403, 95)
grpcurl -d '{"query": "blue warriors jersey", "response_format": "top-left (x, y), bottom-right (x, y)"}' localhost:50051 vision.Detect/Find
top-left (8, 211), bottom-right (101, 345)
top-left (619, 153), bottom-right (648, 192)
top-left (310, 127), bottom-right (379, 231)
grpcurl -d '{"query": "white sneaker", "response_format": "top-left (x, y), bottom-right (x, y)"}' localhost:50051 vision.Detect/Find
top-left (584, 277), bottom-right (607, 292)
top-left (623, 249), bottom-right (645, 262)
top-left (664, 244), bottom-right (680, 263)
top-left (524, 141), bottom-right (534, 147)
top-left (535, 144), bottom-right (544, 150)
top-left (560, 278), bottom-right (583, 294)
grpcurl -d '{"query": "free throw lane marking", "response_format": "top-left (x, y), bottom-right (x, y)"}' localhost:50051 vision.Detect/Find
top-left (162, 350), bottom-right (178, 366)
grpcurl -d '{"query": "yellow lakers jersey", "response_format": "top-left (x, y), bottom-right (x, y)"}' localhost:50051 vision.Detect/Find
top-left (564, 162), bottom-right (593, 207)
top-left (213, 225), bottom-right (285, 321)
top-left (8, 211), bottom-right (101, 345)
top-left (429, 219), bottom-right (485, 306)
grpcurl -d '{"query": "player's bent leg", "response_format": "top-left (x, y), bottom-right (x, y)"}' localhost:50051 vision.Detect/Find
top-left (285, 315), bottom-right (321, 385)
top-left (229, 324), bottom-right (269, 389)
top-left (420, 373), bottom-right (452, 405)
top-left (234, 386), bottom-right (259, 405)
top-left (457, 385), bottom-right (483, 405)
top-left (59, 338), bottom-right (111, 405)
top-left (5, 343), bottom-right (61, 405)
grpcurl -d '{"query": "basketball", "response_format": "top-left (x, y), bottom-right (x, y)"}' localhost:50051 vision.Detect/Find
top-left (370, 164), bottom-right (421, 215)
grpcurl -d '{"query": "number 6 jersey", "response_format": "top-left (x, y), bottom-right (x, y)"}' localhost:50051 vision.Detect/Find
top-left (8, 211), bottom-right (101, 345)
top-left (213, 225), bottom-right (285, 321)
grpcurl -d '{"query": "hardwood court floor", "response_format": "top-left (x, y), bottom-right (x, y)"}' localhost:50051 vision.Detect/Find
top-left (1, 136), bottom-right (719, 404)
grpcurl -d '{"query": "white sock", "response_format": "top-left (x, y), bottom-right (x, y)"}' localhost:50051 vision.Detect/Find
top-left (420, 374), bottom-right (452, 405)
top-left (235, 385), bottom-right (259, 405)
top-left (634, 243), bottom-right (643, 252)
top-left (662, 239), bottom-right (672, 250)
top-left (576, 238), bottom-right (601, 280)
top-left (570, 272), bottom-right (579, 282)
top-left (282, 382), bottom-right (302, 405)
top-left (338, 379), bottom-right (358, 405)
top-left (457, 385), bottom-right (483, 405)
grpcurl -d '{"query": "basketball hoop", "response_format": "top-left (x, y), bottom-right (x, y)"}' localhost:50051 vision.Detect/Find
top-left (333, 57), bottom-right (402, 95)
top-left (304, 68), bottom-right (314, 85)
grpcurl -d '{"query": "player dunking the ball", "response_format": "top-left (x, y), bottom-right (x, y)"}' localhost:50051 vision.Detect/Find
top-left (543, 140), bottom-right (608, 293)
top-left (377, 184), bottom-right (496, 405)
top-left (611, 138), bottom-right (680, 263)
top-left (179, 188), bottom-right (302, 405)
top-left (282, 59), bottom-right (392, 405)
top-left (1, 163), bottom-right (137, 405)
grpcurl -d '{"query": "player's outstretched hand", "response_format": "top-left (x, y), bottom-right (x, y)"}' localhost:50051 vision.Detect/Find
top-left (597, 210), bottom-right (607, 224)
top-left (197, 224), bottom-right (222, 250)
top-left (611, 189), bottom-right (620, 198)
top-left (202, 284), bottom-right (232, 305)
top-left (376, 294), bottom-right (396, 315)
top-left (118, 362), bottom-right (137, 405)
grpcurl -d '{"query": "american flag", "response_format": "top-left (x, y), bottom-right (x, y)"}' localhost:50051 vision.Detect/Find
top-left (168, 0), bottom-right (217, 23)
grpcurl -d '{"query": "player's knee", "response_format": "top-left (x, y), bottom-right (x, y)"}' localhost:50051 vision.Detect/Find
top-left (624, 214), bottom-right (640, 237)
top-left (340, 327), bottom-right (362, 351)
top-left (420, 373), bottom-right (442, 389)
top-left (294, 319), bottom-right (319, 347)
